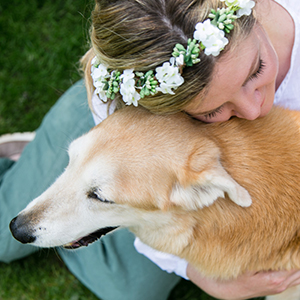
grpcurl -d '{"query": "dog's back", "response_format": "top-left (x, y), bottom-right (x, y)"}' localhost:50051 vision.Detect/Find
top-left (169, 107), bottom-right (300, 279)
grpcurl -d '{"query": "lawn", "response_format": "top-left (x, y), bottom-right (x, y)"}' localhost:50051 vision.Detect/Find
top-left (0, 1), bottom-right (264, 299)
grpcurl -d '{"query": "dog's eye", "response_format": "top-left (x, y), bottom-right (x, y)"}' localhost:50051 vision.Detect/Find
top-left (87, 190), bottom-right (114, 204)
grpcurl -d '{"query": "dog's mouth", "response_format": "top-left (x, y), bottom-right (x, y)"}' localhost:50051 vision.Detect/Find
top-left (63, 226), bottom-right (119, 249)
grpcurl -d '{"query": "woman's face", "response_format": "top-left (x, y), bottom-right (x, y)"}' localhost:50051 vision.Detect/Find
top-left (184, 24), bottom-right (278, 123)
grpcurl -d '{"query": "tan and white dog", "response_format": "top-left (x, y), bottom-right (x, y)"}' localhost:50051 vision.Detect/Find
top-left (10, 106), bottom-right (300, 300)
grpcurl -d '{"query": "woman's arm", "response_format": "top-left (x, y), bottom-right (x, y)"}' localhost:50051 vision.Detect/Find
top-left (187, 264), bottom-right (300, 300)
top-left (135, 237), bottom-right (300, 299)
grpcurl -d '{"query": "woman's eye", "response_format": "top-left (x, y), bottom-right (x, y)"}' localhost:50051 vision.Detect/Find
top-left (203, 105), bottom-right (224, 120)
top-left (87, 190), bottom-right (114, 204)
top-left (248, 59), bottom-right (266, 82)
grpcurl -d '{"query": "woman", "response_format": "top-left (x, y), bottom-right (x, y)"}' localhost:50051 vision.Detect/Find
top-left (1, 0), bottom-right (300, 299)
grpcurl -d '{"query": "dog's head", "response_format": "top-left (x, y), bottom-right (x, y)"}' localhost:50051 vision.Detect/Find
top-left (10, 106), bottom-right (251, 252)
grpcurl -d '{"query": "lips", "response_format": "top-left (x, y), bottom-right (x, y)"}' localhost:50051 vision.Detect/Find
top-left (63, 226), bottom-right (119, 249)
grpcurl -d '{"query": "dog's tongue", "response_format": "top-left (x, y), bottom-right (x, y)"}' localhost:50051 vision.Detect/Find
top-left (68, 236), bottom-right (97, 248)
top-left (64, 227), bottom-right (118, 249)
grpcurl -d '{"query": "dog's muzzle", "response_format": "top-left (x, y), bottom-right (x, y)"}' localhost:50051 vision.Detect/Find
top-left (10, 214), bottom-right (119, 248)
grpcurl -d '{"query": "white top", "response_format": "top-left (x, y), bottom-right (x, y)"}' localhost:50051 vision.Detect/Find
top-left (273, 0), bottom-right (300, 110)
top-left (91, 0), bottom-right (300, 280)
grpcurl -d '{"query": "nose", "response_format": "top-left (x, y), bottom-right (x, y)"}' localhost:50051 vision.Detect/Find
top-left (9, 216), bottom-right (36, 244)
top-left (233, 89), bottom-right (263, 120)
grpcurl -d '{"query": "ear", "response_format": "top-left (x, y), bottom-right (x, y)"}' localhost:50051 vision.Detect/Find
top-left (170, 161), bottom-right (252, 210)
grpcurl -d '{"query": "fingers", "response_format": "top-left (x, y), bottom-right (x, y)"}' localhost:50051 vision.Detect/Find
top-left (187, 264), bottom-right (300, 300)
top-left (259, 269), bottom-right (300, 294)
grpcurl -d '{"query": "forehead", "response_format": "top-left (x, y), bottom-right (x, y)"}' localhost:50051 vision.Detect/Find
top-left (185, 27), bottom-right (259, 113)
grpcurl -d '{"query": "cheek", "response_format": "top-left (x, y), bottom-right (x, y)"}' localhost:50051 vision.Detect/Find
top-left (261, 83), bottom-right (276, 117)
top-left (265, 59), bottom-right (278, 85)
top-left (263, 46), bottom-right (279, 85)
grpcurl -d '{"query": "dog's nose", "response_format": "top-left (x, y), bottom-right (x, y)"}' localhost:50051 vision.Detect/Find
top-left (9, 216), bottom-right (36, 244)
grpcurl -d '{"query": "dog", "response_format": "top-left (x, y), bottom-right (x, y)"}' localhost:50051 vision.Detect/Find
top-left (10, 105), bottom-right (300, 300)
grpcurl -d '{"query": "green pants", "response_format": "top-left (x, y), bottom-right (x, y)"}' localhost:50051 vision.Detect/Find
top-left (0, 80), bottom-right (180, 300)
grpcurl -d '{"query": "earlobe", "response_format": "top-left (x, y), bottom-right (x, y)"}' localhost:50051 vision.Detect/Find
top-left (170, 161), bottom-right (252, 210)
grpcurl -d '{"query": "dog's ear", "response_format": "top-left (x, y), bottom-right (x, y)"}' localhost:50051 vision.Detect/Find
top-left (170, 160), bottom-right (252, 210)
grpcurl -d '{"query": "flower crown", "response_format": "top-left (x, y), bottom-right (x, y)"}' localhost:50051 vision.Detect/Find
top-left (91, 0), bottom-right (255, 106)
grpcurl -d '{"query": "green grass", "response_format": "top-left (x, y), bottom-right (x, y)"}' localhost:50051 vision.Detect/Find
top-left (0, 1), bottom-right (265, 299)
top-left (0, 0), bottom-right (92, 135)
top-left (0, 250), bottom-right (99, 300)
top-left (0, 249), bottom-right (211, 300)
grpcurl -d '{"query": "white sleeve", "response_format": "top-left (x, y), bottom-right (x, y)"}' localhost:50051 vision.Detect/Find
top-left (91, 92), bottom-right (116, 125)
top-left (134, 237), bottom-right (189, 280)
top-left (91, 93), bottom-right (189, 280)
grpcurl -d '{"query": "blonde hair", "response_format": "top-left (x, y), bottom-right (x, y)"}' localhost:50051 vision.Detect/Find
top-left (82, 0), bottom-right (256, 114)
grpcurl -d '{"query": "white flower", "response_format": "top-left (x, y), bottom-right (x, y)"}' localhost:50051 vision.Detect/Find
top-left (93, 76), bottom-right (108, 102)
top-left (193, 19), bottom-right (215, 42)
top-left (203, 29), bottom-right (228, 56)
top-left (155, 62), bottom-right (184, 93)
top-left (194, 20), bottom-right (228, 56)
top-left (121, 88), bottom-right (141, 106)
top-left (91, 56), bottom-right (100, 67)
top-left (93, 79), bottom-right (104, 89)
top-left (123, 90), bottom-right (141, 106)
top-left (91, 61), bottom-right (111, 102)
top-left (120, 78), bottom-right (140, 106)
top-left (175, 54), bottom-right (184, 67)
top-left (155, 62), bottom-right (174, 79)
top-left (120, 78), bottom-right (136, 94)
top-left (220, 0), bottom-right (255, 16)
top-left (92, 64), bottom-right (109, 80)
top-left (236, 0), bottom-right (255, 17)
top-left (120, 69), bottom-right (135, 83)
top-left (95, 88), bottom-right (108, 102)
top-left (156, 83), bottom-right (175, 95)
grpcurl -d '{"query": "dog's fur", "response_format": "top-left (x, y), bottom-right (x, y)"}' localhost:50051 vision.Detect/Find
top-left (10, 106), bottom-right (300, 299)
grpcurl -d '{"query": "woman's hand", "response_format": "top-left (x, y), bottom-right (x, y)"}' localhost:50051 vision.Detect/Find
top-left (187, 263), bottom-right (300, 300)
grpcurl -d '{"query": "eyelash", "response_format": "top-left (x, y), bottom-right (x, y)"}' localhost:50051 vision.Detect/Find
top-left (203, 105), bottom-right (224, 119)
top-left (248, 59), bottom-right (266, 82)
